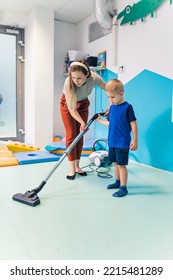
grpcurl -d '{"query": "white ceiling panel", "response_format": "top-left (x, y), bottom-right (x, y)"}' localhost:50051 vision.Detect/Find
top-left (0, 0), bottom-right (26, 11)
top-left (0, 0), bottom-right (94, 23)
top-left (61, 0), bottom-right (94, 15)
top-left (25, 0), bottom-right (69, 10)
top-left (55, 10), bottom-right (86, 24)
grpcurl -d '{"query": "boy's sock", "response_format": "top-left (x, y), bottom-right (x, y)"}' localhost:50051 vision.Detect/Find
top-left (107, 180), bottom-right (120, 189)
top-left (112, 186), bottom-right (128, 197)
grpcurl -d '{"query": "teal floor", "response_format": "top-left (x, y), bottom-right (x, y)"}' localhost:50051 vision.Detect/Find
top-left (0, 158), bottom-right (173, 260)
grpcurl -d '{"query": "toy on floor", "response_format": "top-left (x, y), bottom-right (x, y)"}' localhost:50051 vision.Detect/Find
top-left (0, 141), bottom-right (60, 166)
top-left (0, 145), bottom-right (19, 167)
top-left (7, 141), bottom-right (40, 153)
top-left (45, 139), bottom-right (93, 156)
top-left (14, 150), bottom-right (60, 165)
top-left (53, 135), bottom-right (63, 142)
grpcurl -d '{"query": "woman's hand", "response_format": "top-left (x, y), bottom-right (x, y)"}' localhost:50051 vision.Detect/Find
top-left (80, 121), bottom-right (86, 131)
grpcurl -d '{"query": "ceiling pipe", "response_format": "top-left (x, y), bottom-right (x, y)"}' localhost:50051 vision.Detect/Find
top-left (106, 0), bottom-right (117, 17)
top-left (94, 0), bottom-right (113, 29)
top-left (94, 0), bottom-right (118, 66)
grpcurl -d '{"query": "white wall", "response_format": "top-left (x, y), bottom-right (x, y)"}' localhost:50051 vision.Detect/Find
top-left (25, 7), bottom-right (54, 148)
top-left (76, 1), bottom-right (173, 85)
top-left (115, 0), bottom-right (173, 83)
top-left (54, 21), bottom-right (77, 138)
top-left (76, 14), bottom-right (118, 73)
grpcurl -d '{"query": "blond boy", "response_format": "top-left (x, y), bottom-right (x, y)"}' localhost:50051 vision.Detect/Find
top-left (97, 79), bottom-right (138, 197)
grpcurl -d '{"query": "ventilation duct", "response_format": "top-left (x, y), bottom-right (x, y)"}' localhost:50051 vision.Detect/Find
top-left (94, 0), bottom-right (115, 29)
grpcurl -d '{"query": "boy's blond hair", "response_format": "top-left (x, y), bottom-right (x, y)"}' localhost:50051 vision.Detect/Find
top-left (105, 79), bottom-right (124, 94)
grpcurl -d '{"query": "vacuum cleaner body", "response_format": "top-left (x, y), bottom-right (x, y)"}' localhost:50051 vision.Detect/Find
top-left (12, 112), bottom-right (105, 207)
top-left (88, 150), bottom-right (109, 167)
top-left (88, 138), bottom-right (111, 167)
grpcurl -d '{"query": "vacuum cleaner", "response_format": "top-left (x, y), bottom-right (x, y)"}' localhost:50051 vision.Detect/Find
top-left (88, 138), bottom-right (111, 167)
top-left (12, 112), bottom-right (105, 207)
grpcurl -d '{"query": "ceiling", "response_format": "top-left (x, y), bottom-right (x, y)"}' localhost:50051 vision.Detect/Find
top-left (0, 0), bottom-right (95, 24)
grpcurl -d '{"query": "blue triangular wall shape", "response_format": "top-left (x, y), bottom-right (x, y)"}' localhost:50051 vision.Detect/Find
top-left (95, 69), bottom-right (173, 172)
top-left (126, 69), bottom-right (173, 172)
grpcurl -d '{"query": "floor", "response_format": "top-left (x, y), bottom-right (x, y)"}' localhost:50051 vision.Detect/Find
top-left (0, 157), bottom-right (173, 260)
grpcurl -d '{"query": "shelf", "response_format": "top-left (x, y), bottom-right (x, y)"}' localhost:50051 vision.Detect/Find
top-left (89, 67), bottom-right (106, 71)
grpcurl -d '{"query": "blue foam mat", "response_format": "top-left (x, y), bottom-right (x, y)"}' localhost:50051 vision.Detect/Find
top-left (14, 150), bottom-right (60, 165)
top-left (45, 139), bottom-right (94, 152)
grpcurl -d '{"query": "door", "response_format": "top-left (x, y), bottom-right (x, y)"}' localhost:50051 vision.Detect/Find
top-left (0, 25), bottom-right (25, 142)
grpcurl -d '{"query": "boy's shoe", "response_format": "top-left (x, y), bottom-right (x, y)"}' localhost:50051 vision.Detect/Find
top-left (112, 186), bottom-right (128, 197)
top-left (107, 181), bottom-right (120, 189)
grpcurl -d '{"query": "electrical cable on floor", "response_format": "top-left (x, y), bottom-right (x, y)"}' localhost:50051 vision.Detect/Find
top-left (95, 166), bottom-right (113, 178)
top-left (80, 163), bottom-right (95, 173)
top-left (81, 163), bottom-right (112, 179)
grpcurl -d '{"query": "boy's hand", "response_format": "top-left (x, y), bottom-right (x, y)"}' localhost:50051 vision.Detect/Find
top-left (130, 140), bottom-right (138, 150)
top-left (104, 107), bottom-right (109, 118)
top-left (95, 114), bottom-right (101, 122)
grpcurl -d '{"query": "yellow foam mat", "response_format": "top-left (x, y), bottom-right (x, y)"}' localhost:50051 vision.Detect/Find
top-left (0, 151), bottom-right (13, 157)
top-left (7, 141), bottom-right (40, 153)
top-left (0, 145), bottom-right (19, 167)
top-left (0, 157), bottom-right (19, 167)
top-left (0, 146), bottom-right (9, 151)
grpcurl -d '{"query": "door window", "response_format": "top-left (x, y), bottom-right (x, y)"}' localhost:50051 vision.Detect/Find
top-left (0, 25), bottom-right (25, 142)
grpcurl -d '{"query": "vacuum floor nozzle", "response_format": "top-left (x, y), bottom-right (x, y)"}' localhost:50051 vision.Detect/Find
top-left (12, 113), bottom-right (105, 207)
top-left (12, 190), bottom-right (40, 207)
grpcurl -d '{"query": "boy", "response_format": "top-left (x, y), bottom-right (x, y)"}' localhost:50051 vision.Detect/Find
top-left (96, 79), bottom-right (138, 197)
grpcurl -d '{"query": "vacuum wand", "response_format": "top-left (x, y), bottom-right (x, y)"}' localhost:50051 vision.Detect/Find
top-left (12, 112), bottom-right (105, 207)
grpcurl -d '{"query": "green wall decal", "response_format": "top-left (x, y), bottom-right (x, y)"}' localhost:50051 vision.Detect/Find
top-left (117, 0), bottom-right (172, 26)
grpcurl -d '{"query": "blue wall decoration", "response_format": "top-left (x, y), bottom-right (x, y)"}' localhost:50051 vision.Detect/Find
top-left (94, 69), bottom-right (117, 140)
top-left (125, 69), bottom-right (173, 172)
top-left (117, 0), bottom-right (172, 26)
top-left (95, 69), bottom-right (173, 173)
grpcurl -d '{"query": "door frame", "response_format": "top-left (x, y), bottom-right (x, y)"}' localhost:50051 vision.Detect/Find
top-left (0, 24), bottom-right (25, 142)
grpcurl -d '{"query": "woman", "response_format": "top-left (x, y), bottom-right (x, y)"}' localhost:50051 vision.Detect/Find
top-left (60, 60), bottom-right (106, 180)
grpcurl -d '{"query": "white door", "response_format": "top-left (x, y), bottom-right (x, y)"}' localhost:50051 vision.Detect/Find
top-left (0, 25), bottom-right (25, 142)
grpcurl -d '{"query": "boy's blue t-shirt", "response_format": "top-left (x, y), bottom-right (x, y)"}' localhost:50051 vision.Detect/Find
top-left (108, 101), bottom-right (136, 149)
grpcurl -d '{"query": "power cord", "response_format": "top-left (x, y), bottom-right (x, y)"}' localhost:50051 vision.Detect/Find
top-left (81, 163), bottom-right (113, 179)
top-left (95, 166), bottom-right (113, 178)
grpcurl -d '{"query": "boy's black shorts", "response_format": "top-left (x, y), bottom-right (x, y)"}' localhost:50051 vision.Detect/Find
top-left (108, 147), bottom-right (129, 165)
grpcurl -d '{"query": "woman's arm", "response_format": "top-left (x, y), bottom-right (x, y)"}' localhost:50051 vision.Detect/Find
top-left (99, 81), bottom-right (106, 90)
top-left (69, 108), bottom-right (86, 130)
